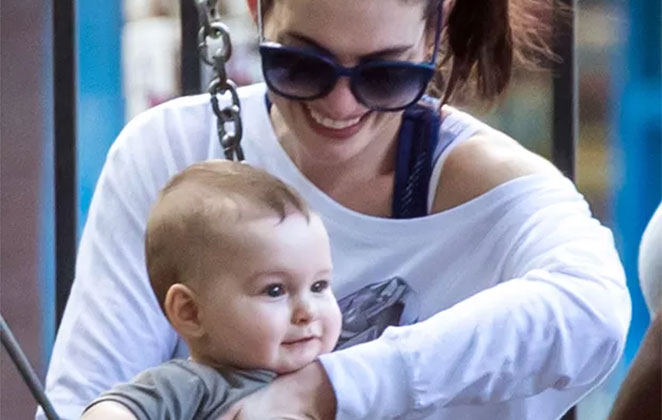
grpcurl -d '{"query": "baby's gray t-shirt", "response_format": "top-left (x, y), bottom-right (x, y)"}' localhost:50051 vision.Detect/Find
top-left (85, 359), bottom-right (276, 420)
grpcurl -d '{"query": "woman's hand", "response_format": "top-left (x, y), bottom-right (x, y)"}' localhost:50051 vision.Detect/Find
top-left (221, 362), bottom-right (337, 420)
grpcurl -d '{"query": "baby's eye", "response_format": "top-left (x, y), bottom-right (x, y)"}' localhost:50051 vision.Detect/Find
top-left (263, 284), bottom-right (285, 298)
top-left (311, 280), bottom-right (329, 293)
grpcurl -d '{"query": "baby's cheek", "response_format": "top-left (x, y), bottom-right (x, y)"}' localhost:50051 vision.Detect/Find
top-left (323, 300), bottom-right (343, 352)
top-left (237, 323), bottom-right (280, 367)
top-left (249, 308), bottom-right (288, 343)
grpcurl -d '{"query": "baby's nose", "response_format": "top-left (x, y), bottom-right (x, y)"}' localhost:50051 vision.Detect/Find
top-left (291, 298), bottom-right (317, 325)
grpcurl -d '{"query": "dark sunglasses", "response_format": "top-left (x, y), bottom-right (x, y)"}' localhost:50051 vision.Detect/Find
top-left (256, 2), bottom-right (442, 112)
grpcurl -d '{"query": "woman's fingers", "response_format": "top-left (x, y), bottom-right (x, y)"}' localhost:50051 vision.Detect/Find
top-left (218, 399), bottom-right (244, 420)
top-left (224, 362), bottom-right (336, 420)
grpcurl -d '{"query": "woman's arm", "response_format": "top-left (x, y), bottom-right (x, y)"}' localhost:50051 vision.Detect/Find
top-left (38, 98), bottom-right (212, 420)
top-left (320, 137), bottom-right (630, 417)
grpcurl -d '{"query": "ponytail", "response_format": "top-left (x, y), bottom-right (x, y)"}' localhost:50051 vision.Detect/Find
top-left (429, 0), bottom-right (558, 104)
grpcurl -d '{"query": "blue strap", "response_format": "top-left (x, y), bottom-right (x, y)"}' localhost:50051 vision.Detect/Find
top-left (392, 104), bottom-right (440, 219)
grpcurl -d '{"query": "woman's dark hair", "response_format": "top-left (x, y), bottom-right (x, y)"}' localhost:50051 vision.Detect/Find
top-left (428, 0), bottom-right (559, 103)
top-left (253, 0), bottom-right (560, 104)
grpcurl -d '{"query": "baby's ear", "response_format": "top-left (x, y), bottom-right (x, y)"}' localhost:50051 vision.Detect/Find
top-left (164, 284), bottom-right (205, 339)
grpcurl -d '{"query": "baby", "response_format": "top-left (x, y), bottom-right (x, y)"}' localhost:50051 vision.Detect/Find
top-left (82, 160), bottom-right (342, 419)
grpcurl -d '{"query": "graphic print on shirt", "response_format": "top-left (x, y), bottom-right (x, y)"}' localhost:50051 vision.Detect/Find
top-left (335, 277), bottom-right (419, 350)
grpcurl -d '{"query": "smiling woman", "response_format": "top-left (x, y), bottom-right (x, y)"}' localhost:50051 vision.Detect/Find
top-left (40, 0), bottom-right (630, 419)
top-left (259, 5), bottom-right (440, 111)
top-left (263, 0), bottom-right (435, 178)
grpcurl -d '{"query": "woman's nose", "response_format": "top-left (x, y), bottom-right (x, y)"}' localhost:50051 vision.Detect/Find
top-left (318, 77), bottom-right (364, 118)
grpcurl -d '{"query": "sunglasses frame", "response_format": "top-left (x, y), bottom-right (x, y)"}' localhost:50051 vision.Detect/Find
top-left (256, 0), bottom-right (443, 112)
top-left (259, 43), bottom-right (437, 111)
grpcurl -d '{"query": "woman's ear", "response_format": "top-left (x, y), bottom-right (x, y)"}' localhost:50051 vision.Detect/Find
top-left (164, 284), bottom-right (205, 340)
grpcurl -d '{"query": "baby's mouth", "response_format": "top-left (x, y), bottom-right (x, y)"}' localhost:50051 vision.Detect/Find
top-left (282, 336), bottom-right (317, 346)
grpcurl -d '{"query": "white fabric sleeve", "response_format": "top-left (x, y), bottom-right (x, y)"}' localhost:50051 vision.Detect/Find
top-left (638, 203), bottom-right (662, 315)
top-left (37, 101), bottom-right (210, 420)
top-left (319, 177), bottom-right (631, 419)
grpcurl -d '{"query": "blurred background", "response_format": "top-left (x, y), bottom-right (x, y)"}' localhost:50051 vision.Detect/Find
top-left (1, 0), bottom-right (660, 418)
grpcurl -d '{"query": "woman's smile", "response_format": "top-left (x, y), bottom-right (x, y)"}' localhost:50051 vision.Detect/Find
top-left (303, 103), bottom-right (370, 140)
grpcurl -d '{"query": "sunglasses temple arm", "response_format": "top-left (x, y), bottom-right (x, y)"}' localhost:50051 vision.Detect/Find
top-left (431, 3), bottom-right (443, 62)
top-left (257, 0), bottom-right (265, 42)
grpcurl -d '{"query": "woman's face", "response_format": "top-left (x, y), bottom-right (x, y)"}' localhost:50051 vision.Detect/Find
top-left (264, 0), bottom-right (430, 167)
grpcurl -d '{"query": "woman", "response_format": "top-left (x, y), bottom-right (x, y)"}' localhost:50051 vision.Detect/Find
top-left (41, 0), bottom-right (631, 419)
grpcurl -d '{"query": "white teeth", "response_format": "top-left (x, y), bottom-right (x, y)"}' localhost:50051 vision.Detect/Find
top-left (307, 106), bottom-right (362, 129)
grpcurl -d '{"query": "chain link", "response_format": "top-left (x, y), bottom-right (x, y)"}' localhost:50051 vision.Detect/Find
top-left (194, 0), bottom-right (244, 161)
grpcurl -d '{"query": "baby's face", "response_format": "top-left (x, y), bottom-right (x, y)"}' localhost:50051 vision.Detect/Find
top-left (196, 213), bottom-right (341, 374)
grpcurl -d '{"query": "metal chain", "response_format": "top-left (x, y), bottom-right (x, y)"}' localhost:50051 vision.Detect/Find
top-left (194, 0), bottom-right (244, 161)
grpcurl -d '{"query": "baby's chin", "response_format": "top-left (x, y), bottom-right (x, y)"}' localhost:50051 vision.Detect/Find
top-left (270, 355), bottom-right (319, 375)
top-left (271, 343), bottom-right (339, 373)
top-left (199, 338), bottom-right (338, 374)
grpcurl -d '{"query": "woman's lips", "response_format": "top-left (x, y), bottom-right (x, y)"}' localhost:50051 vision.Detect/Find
top-left (303, 104), bottom-right (369, 140)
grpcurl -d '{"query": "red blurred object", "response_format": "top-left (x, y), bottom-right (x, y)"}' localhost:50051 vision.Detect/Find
top-left (247, 0), bottom-right (258, 20)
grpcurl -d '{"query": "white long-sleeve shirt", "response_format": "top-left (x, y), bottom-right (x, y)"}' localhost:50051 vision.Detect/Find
top-left (639, 203), bottom-right (661, 315)
top-left (39, 83), bottom-right (631, 420)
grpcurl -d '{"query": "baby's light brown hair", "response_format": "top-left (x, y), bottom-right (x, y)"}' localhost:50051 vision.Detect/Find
top-left (145, 160), bottom-right (310, 312)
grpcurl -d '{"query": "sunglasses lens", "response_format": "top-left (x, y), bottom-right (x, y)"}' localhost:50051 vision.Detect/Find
top-left (355, 64), bottom-right (434, 110)
top-left (261, 46), bottom-right (336, 99)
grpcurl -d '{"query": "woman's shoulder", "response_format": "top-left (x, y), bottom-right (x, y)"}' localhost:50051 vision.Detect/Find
top-left (109, 94), bottom-right (212, 157)
top-left (108, 84), bottom-right (267, 160)
top-left (430, 126), bottom-right (561, 214)
top-left (117, 83), bottom-right (267, 143)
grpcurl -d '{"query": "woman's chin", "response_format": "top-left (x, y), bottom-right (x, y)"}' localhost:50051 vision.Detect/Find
top-left (293, 105), bottom-right (374, 165)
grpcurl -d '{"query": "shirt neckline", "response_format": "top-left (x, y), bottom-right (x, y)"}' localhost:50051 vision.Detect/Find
top-left (244, 84), bottom-right (562, 239)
